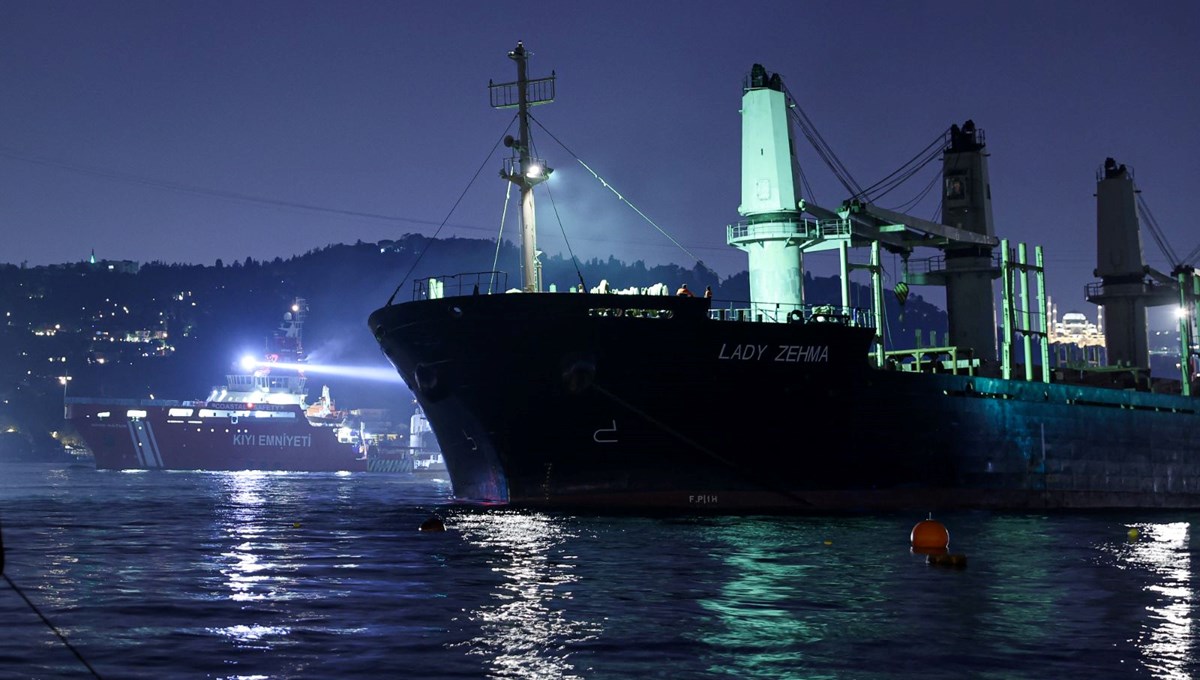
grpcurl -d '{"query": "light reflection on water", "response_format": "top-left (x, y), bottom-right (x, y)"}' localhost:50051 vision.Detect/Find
top-left (423, 511), bottom-right (1200, 679)
top-left (207, 470), bottom-right (377, 653)
top-left (450, 510), bottom-right (601, 679)
top-left (974, 514), bottom-right (1058, 659)
top-left (9, 462), bottom-right (1200, 678)
top-left (692, 519), bottom-right (840, 675)
top-left (1110, 521), bottom-right (1194, 680)
top-left (209, 472), bottom-right (299, 651)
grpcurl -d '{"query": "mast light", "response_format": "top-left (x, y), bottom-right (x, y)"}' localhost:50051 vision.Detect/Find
top-left (525, 162), bottom-right (551, 179)
top-left (500, 156), bottom-right (553, 183)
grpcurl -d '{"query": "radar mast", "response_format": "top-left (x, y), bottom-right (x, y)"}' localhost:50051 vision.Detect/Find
top-left (490, 41), bottom-right (555, 292)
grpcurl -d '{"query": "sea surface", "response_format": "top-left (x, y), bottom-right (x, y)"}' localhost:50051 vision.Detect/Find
top-left (0, 461), bottom-right (1196, 680)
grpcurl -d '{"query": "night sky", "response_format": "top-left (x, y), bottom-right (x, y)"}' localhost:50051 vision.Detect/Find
top-left (2, 1), bottom-right (1196, 327)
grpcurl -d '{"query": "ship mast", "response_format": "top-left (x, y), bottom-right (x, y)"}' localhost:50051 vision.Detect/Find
top-left (490, 42), bottom-right (555, 292)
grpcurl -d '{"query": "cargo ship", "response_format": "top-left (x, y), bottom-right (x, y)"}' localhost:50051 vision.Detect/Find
top-left (70, 298), bottom-right (370, 472)
top-left (367, 44), bottom-right (1200, 511)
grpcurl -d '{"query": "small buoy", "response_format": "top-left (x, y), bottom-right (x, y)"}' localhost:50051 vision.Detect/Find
top-left (926, 553), bottom-right (968, 569)
top-left (1127, 527), bottom-right (1140, 541)
top-left (419, 515), bottom-right (446, 532)
top-left (823, 540), bottom-right (832, 546)
top-left (911, 513), bottom-right (949, 551)
top-left (292, 522), bottom-right (301, 529)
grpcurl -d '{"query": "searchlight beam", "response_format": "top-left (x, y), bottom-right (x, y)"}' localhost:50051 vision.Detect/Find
top-left (247, 359), bottom-right (406, 383)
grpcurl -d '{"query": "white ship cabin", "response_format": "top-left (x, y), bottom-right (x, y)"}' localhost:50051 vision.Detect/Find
top-left (165, 405), bottom-right (299, 422)
top-left (93, 403), bottom-right (302, 424)
top-left (210, 372), bottom-right (309, 406)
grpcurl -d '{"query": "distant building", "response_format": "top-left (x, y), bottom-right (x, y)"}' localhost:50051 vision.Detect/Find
top-left (86, 249), bottom-right (140, 274)
top-left (1051, 311), bottom-right (1105, 347)
top-left (1048, 299), bottom-right (1106, 368)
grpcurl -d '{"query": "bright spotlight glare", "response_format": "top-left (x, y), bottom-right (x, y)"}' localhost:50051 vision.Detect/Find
top-left (240, 355), bottom-right (258, 371)
top-left (254, 360), bottom-right (406, 383)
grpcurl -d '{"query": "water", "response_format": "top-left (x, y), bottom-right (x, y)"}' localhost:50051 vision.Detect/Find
top-left (0, 461), bottom-right (1196, 680)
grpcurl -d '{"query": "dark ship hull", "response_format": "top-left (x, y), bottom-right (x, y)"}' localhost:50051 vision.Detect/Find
top-left (369, 293), bottom-right (1200, 512)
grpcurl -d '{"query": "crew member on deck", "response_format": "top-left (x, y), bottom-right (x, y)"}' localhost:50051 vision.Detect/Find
top-left (704, 286), bottom-right (712, 299)
top-left (677, 284), bottom-right (694, 297)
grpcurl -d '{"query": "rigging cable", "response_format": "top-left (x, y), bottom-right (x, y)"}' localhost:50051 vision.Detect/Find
top-left (539, 180), bottom-right (589, 291)
top-left (0, 146), bottom-right (450, 230)
top-left (489, 180), bottom-right (514, 294)
top-left (1135, 191), bottom-right (1200, 285)
top-left (776, 77), bottom-right (947, 212)
top-left (928, 193), bottom-right (945, 224)
top-left (887, 164), bottom-right (942, 215)
top-left (795, 159), bottom-right (817, 207)
top-left (870, 146), bottom-right (946, 205)
top-left (854, 129), bottom-right (949, 203)
top-left (1136, 193), bottom-right (1180, 269)
top-left (1180, 241), bottom-right (1200, 270)
top-left (526, 131), bottom-right (588, 290)
top-left (385, 115), bottom-right (517, 306)
top-left (784, 98), bottom-right (864, 197)
top-left (529, 113), bottom-right (718, 277)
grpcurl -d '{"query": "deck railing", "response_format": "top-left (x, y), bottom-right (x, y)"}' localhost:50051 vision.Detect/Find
top-left (414, 271), bottom-right (509, 300)
top-left (707, 301), bottom-right (874, 328)
top-left (411, 274), bottom-right (876, 329)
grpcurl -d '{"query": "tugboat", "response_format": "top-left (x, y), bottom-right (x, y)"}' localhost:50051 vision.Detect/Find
top-left (368, 44), bottom-right (1200, 511)
top-left (70, 298), bottom-right (369, 472)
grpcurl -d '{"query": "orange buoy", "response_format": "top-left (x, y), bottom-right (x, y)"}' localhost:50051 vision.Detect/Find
top-left (911, 514), bottom-right (949, 551)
